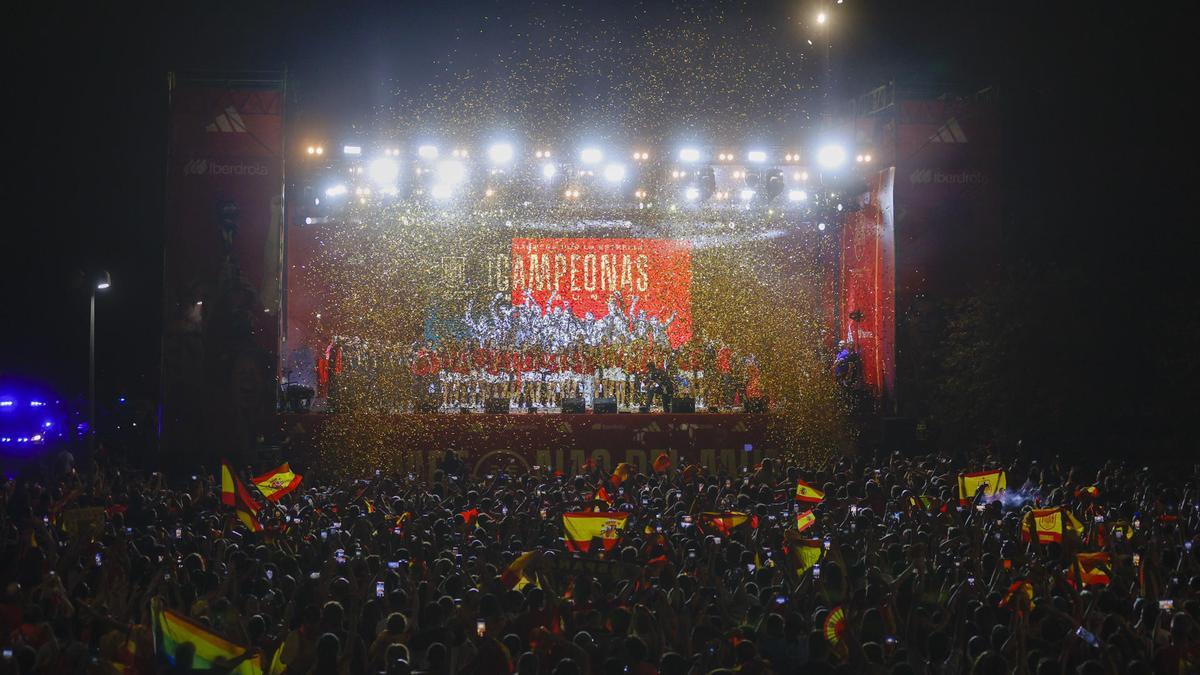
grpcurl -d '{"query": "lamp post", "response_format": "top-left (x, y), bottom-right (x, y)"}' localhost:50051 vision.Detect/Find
top-left (90, 271), bottom-right (111, 455)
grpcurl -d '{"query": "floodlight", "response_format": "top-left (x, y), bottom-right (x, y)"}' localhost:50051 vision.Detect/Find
top-left (343, 145), bottom-right (362, 156)
top-left (580, 148), bottom-right (603, 165)
top-left (788, 190), bottom-right (808, 202)
top-left (417, 145), bottom-right (439, 160)
top-left (685, 187), bottom-right (700, 201)
top-left (488, 142), bottom-right (514, 164)
top-left (739, 188), bottom-right (756, 201)
top-left (747, 150), bottom-right (767, 163)
top-left (679, 147), bottom-right (701, 162)
top-left (367, 158), bottom-right (400, 186)
top-left (603, 163), bottom-right (626, 183)
top-left (541, 163), bottom-right (558, 180)
top-left (817, 144), bottom-right (847, 169)
top-left (325, 184), bottom-right (348, 198)
top-left (95, 271), bottom-right (112, 290)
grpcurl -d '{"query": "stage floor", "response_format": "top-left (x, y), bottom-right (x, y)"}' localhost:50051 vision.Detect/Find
top-left (276, 411), bottom-right (777, 477)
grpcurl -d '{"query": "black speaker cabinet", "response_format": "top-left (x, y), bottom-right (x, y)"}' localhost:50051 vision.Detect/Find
top-left (670, 397), bottom-right (696, 413)
top-left (593, 397), bottom-right (618, 414)
top-left (485, 397), bottom-right (509, 414)
top-left (561, 398), bottom-right (586, 414)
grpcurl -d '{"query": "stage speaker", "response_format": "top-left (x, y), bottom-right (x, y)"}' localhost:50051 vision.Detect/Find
top-left (743, 397), bottom-right (769, 413)
top-left (414, 397), bottom-right (440, 413)
top-left (561, 398), bottom-right (586, 414)
top-left (670, 397), bottom-right (696, 413)
top-left (593, 397), bottom-right (618, 414)
top-left (485, 397), bottom-right (509, 414)
top-left (638, 405), bottom-right (651, 413)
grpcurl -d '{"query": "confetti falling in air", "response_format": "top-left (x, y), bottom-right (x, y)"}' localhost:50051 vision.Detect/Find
top-left (303, 0), bottom-right (853, 473)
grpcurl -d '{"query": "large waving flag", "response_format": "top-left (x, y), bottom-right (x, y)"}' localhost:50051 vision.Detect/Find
top-left (501, 550), bottom-right (540, 590)
top-left (153, 598), bottom-right (262, 674)
top-left (562, 512), bottom-right (628, 552)
top-left (1021, 507), bottom-right (1084, 544)
top-left (220, 460), bottom-right (264, 533)
top-left (1074, 552), bottom-right (1111, 587)
top-left (698, 512), bottom-right (751, 536)
top-left (795, 480), bottom-right (825, 503)
top-left (251, 463), bottom-right (302, 501)
top-left (790, 539), bottom-right (823, 576)
top-left (958, 469), bottom-right (1007, 504)
top-left (610, 462), bottom-right (634, 487)
top-left (999, 579), bottom-right (1035, 611)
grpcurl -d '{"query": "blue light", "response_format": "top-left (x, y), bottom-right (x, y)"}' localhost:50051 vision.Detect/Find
top-left (30, 401), bottom-right (45, 407)
top-left (119, 397), bottom-right (126, 404)
top-left (0, 401), bottom-right (14, 408)
top-left (43, 420), bottom-right (53, 428)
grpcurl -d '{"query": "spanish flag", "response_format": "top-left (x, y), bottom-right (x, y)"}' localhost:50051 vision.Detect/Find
top-left (999, 579), bottom-right (1035, 611)
top-left (1074, 552), bottom-right (1111, 587)
top-left (153, 598), bottom-right (262, 674)
top-left (1074, 485), bottom-right (1100, 499)
top-left (958, 469), bottom-right (1007, 504)
top-left (795, 480), bottom-right (824, 503)
top-left (791, 538), bottom-right (823, 576)
top-left (251, 463), bottom-right (303, 501)
top-left (1021, 507), bottom-right (1084, 544)
top-left (652, 453), bottom-right (672, 474)
top-left (501, 550), bottom-right (539, 589)
top-left (796, 509), bottom-right (816, 533)
top-left (562, 512), bottom-right (628, 552)
top-left (221, 460), bottom-right (264, 533)
top-left (610, 462), bottom-right (634, 487)
top-left (698, 512), bottom-right (750, 536)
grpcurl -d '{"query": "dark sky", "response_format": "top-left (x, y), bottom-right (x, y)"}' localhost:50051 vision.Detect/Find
top-left (4, 2), bottom-right (1190, 414)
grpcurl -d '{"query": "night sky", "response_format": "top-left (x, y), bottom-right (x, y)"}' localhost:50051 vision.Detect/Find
top-left (4, 2), bottom-right (1190, 442)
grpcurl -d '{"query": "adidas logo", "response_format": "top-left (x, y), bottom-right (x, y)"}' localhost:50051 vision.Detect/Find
top-left (910, 168), bottom-right (933, 184)
top-left (929, 117), bottom-right (968, 143)
top-left (206, 106), bottom-right (247, 133)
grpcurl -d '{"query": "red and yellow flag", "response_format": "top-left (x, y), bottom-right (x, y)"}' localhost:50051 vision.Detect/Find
top-left (153, 598), bottom-right (262, 674)
top-left (791, 538), bottom-right (823, 576)
top-left (698, 512), bottom-right (750, 536)
top-left (251, 463), bottom-right (303, 501)
top-left (958, 469), bottom-right (1007, 504)
top-left (1022, 507), bottom-right (1084, 544)
top-left (1074, 552), bottom-right (1111, 587)
top-left (610, 462), bottom-right (634, 487)
top-left (562, 512), bottom-right (628, 552)
top-left (1074, 485), bottom-right (1100, 499)
top-left (999, 579), bottom-right (1035, 611)
top-left (796, 510), bottom-right (816, 533)
top-left (221, 460), bottom-right (263, 533)
top-left (652, 453), bottom-right (672, 474)
top-left (795, 480), bottom-right (824, 503)
top-left (501, 550), bottom-right (539, 589)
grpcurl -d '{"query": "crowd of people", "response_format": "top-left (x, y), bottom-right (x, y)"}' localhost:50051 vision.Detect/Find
top-left (2, 446), bottom-right (1198, 674)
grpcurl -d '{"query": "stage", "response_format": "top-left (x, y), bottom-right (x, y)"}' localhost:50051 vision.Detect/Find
top-left (276, 411), bottom-right (779, 477)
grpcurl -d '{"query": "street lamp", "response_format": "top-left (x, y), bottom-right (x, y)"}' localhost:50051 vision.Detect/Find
top-left (89, 271), bottom-right (110, 454)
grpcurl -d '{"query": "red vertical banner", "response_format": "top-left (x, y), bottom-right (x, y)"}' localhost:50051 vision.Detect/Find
top-left (161, 75), bottom-right (284, 461)
top-left (839, 168), bottom-right (896, 401)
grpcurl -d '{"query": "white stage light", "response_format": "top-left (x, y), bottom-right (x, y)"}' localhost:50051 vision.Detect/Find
top-left (488, 142), bottom-right (514, 164)
top-left (817, 144), bottom-right (847, 169)
top-left (740, 188), bottom-right (756, 201)
top-left (816, 11), bottom-right (827, 24)
top-left (747, 150), bottom-right (767, 163)
top-left (417, 145), bottom-right (439, 160)
top-left (325, 184), bottom-right (348, 197)
top-left (580, 148), bottom-right (603, 165)
top-left (679, 147), bottom-right (700, 162)
top-left (434, 159), bottom-right (467, 186)
top-left (603, 163), bottom-right (626, 183)
top-left (367, 158), bottom-right (400, 186)
top-left (430, 184), bottom-right (453, 200)
top-left (343, 145), bottom-right (362, 156)
top-left (788, 189), bottom-right (808, 202)
top-left (818, 222), bottom-right (827, 231)
top-left (541, 163), bottom-right (558, 180)
top-left (685, 187), bottom-right (700, 201)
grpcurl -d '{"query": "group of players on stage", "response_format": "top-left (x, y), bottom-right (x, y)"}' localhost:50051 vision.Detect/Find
top-left (318, 335), bottom-right (762, 412)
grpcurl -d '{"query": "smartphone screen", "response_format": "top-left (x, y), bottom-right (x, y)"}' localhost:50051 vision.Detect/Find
top-left (476, 619), bottom-right (487, 637)
top-left (1159, 599), bottom-right (1174, 610)
top-left (376, 581), bottom-right (386, 598)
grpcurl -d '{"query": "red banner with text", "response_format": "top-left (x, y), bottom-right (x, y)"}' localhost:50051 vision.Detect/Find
top-left (839, 168), bottom-right (896, 400)
top-left (510, 238), bottom-right (693, 346)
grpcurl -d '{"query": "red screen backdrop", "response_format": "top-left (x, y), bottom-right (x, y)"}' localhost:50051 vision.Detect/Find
top-left (510, 238), bottom-right (693, 347)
